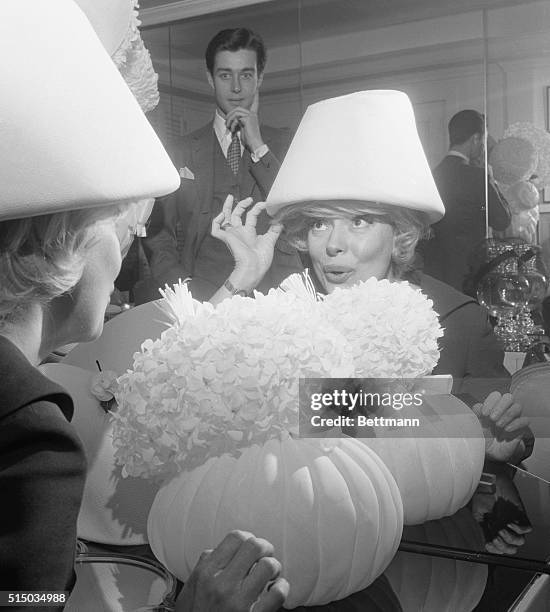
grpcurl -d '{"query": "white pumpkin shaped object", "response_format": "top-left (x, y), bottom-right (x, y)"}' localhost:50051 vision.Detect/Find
top-left (385, 508), bottom-right (488, 611)
top-left (148, 433), bottom-right (404, 609)
top-left (358, 393), bottom-right (485, 525)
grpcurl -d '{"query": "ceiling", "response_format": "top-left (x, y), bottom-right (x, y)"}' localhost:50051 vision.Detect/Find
top-left (139, 0), bottom-right (526, 62)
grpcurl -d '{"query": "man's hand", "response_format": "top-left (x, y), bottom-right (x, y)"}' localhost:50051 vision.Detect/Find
top-left (472, 391), bottom-right (530, 462)
top-left (211, 195), bottom-right (283, 292)
top-left (225, 92), bottom-right (264, 152)
top-left (176, 530), bottom-right (289, 612)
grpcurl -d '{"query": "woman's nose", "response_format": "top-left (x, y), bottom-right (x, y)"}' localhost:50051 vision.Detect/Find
top-left (325, 226), bottom-right (347, 256)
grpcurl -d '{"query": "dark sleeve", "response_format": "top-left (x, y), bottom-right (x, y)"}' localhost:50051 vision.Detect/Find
top-left (0, 401), bottom-right (86, 606)
top-left (248, 149), bottom-right (282, 200)
top-left (487, 181), bottom-right (511, 230)
top-left (248, 127), bottom-right (292, 200)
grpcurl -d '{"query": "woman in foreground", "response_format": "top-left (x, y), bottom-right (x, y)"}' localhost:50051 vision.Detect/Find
top-left (0, 2), bottom-right (288, 610)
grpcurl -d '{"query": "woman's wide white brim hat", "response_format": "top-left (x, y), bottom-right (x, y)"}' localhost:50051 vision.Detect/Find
top-left (266, 90), bottom-right (445, 224)
top-left (0, 0), bottom-right (179, 221)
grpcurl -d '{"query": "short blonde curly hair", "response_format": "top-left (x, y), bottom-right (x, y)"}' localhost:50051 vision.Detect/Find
top-left (0, 202), bottom-right (132, 325)
top-left (272, 200), bottom-right (430, 279)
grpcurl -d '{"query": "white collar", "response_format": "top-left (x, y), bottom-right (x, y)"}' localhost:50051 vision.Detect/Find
top-left (447, 150), bottom-right (470, 163)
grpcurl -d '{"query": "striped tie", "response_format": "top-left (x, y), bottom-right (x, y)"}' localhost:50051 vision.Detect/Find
top-left (227, 133), bottom-right (241, 175)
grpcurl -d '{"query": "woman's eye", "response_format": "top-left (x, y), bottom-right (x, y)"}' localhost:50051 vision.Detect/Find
top-left (311, 220), bottom-right (328, 231)
top-left (352, 216), bottom-right (374, 228)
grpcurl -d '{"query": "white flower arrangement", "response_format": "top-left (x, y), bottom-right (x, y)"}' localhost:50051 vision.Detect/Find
top-left (111, 277), bottom-right (442, 480)
top-left (504, 122), bottom-right (550, 186)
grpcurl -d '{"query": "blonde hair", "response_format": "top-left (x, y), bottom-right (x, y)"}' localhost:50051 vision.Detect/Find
top-left (0, 202), bottom-right (132, 325)
top-left (273, 201), bottom-right (430, 278)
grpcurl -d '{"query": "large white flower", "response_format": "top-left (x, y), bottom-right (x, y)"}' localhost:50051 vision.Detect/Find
top-left (322, 278), bottom-right (443, 378)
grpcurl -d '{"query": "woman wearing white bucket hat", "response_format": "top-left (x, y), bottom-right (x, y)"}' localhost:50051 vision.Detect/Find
top-left (0, 2), bottom-right (289, 609)
top-left (212, 90), bottom-right (532, 466)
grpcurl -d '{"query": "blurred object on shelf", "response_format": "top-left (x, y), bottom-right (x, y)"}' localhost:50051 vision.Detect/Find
top-left (475, 238), bottom-right (548, 351)
top-left (476, 239), bottom-right (531, 351)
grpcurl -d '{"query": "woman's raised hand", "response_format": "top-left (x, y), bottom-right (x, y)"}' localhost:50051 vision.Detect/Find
top-left (211, 195), bottom-right (283, 292)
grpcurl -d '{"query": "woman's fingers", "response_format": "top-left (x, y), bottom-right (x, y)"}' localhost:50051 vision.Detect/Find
top-left (252, 578), bottom-right (290, 612)
top-left (212, 211), bottom-right (228, 238)
top-left (481, 391), bottom-right (502, 417)
top-left (223, 536), bottom-right (274, 584)
top-left (243, 556), bottom-right (282, 600)
top-left (265, 223), bottom-right (284, 244)
top-left (485, 393), bottom-right (515, 425)
top-left (486, 536), bottom-right (517, 555)
top-left (498, 528), bottom-right (525, 547)
top-left (208, 530), bottom-right (256, 572)
top-left (494, 401), bottom-right (521, 429)
top-left (507, 522), bottom-right (532, 535)
top-left (219, 195), bottom-right (256, 229)
top-left (230, 197), bottom-right (254, 225)
top-left (503, 416), bottom-right (530, 433)
top-left (243, 202), bottom-right (266, 228)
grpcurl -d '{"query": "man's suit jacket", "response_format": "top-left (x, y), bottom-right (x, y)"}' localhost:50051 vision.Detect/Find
top-left (421, 155), bottom-right (511, 293)
top-left (144, 122), bottom-right (302, 301)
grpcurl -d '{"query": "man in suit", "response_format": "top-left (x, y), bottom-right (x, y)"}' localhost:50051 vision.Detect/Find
top-left (144, 28), bottom-right (302, 301)
top-left (421, 110), bottom-right (511, 293)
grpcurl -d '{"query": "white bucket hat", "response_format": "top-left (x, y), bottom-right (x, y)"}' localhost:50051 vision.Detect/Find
top-left (266, 90), bottom-right (445, 224)
top-left (0, 0), bottom-right (179, 221)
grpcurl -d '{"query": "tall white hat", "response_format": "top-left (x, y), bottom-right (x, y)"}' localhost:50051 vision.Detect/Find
top-left (266, 90), bottom-right (445, 223)
top-left (0, 0), bottom-right (179, 221)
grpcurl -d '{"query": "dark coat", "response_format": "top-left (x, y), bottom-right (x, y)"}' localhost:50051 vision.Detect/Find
top-left (421, 155), bottom-right (511, 292)
top-left (419, 273), bottom-right (510, 402)
top-left (0, 336), bottom-right (86, 602)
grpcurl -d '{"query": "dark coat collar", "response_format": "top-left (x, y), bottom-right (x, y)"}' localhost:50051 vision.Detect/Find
top-left (0, 336), bottom-right (73, 421)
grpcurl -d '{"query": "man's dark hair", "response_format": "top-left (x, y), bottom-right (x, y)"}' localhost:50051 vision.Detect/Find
top-left (205, 28), bottom-right (267, 76)
top-left (448, 110), bottom-right (484, 146)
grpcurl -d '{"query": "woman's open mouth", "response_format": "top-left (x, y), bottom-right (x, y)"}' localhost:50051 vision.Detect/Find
top-left (323, 266), bottom-right (354, 284)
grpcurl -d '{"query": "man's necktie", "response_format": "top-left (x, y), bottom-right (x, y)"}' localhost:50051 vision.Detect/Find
top-left (227, 133), bottom-right (241, 175)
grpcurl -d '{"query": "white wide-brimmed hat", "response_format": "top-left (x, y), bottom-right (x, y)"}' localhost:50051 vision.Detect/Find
top-left (266, 90), bottom-right (445, 223)
top-left (0, 0), bottom-right (179, 221)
